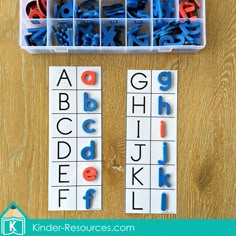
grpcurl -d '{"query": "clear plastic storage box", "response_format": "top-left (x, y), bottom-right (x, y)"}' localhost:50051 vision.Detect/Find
top-left (20, 0), bottom-right (206, 53)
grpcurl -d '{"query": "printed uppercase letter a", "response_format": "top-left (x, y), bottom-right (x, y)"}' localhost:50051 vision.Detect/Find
top-left (57, 69), bottom-right (72, 87)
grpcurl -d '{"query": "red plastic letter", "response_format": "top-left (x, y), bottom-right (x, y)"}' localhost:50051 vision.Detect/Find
top-left (81, 71), bottom-right (96, 85)
top-left (160, 121), bottom-right (166, 138)
top-left (83, 167), bottom-right (97, 181)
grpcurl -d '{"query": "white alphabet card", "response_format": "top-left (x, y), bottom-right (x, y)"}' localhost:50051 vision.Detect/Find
top-left (125, 70), bottom-right (178, 214)
top-left (49, 67), bottom-right (102, 211)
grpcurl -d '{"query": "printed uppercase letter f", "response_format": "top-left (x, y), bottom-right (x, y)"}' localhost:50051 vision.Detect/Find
top-left (83, 189), bottom-right (96, 209)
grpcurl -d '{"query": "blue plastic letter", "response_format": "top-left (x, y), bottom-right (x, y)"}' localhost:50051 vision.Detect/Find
top-left (158, 96), bottom-right (171, 115)
top-left (84, 92), bottom-right (98, 112)
top-left (158, 71), bottom-right (172, 91)
top-left (159, 167), bottom-right (171, 187)
top-left (81, 141), bottom-right (95, 160)
top-left (158, 142), bottom-right (168, 165)
top-left (161, 193), bottom-right (167, 211)
top-left (82, 119), bottom-right (96, 133)
top-left (83, 189), bottom-right (95, 209)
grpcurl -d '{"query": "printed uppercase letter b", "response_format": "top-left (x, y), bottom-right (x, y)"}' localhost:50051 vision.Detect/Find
top-left (59, 93), bottom-right (70, 111)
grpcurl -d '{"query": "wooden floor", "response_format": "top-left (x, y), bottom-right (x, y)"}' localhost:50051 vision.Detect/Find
top-left (0, 1), bottom-right (235, 219)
